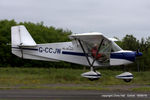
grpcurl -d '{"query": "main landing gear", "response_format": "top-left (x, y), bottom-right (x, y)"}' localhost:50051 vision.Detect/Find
top-left (78, 39), bottom-right (104, 81)
top-left (81, 67), bottom-right (101, 81)
top-left (78, 39), bottom-right (133, 82)
top-left (82, 70), bottom-right (133, 82)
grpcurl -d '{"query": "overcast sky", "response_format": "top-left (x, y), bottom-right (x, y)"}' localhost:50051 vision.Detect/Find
top-left (0, 0), bottom-right (150, 40)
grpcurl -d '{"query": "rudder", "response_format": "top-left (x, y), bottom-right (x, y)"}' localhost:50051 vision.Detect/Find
top-left (11, 25), bottom-right (37, 58)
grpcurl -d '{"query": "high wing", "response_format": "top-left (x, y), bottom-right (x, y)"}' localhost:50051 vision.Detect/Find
top-left (69, 32), bottom-right (112, 52)
top-left (69, 32), bottom-right (111, 44)
top-left (69, 32), bottom-right (112, 53)
top-left (69, 32), bottom-right (113, 67)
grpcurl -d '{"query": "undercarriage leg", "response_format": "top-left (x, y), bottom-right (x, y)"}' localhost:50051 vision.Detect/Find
top-left (77, 39), bottom-right (102, 81)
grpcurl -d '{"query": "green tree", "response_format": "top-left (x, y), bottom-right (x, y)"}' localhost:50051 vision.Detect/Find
top-left (0, 19), bottom-right (72, 68)
top-left (121, 35), bottom-right (139, 51)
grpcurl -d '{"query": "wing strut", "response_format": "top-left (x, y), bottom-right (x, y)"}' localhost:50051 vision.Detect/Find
top-left (19, 43), bottom-right (24, 59)
top-left (78, 39), bottom-right (104, 71)
top-left (18, 27), bottom-right (24, 59)
top-left (78, 40), bottom-right (92, 66)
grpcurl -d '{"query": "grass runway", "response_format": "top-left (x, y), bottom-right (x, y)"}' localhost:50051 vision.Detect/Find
top-left (0, 67), bottom-right (149, 91)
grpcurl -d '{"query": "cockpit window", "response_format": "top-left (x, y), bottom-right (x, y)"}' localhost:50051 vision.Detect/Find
top-left (111, 41), bottom-right (122, 52)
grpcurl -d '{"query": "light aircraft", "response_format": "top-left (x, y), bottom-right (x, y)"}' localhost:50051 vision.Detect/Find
top-left (11, 25), bottom-right (142, 82)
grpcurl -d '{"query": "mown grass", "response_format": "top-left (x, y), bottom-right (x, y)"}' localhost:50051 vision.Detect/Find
top-left (132, 87), bottom-right (150, 92)
top-left (0, 67), bottom-right (149, 91)
top-left (19, 85), bottom-right (109, 91)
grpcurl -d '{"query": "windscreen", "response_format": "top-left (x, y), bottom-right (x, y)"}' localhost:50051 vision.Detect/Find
top-left (111, 41), bottom-right (122, 52)
top-left (83, 39), bottom-right (111, 65)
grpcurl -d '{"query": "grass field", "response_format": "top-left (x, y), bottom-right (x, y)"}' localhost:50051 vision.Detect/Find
top-left (0, 67), bottom-right (149, 91)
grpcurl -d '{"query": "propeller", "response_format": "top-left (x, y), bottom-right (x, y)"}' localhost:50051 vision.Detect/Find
top-left (135, 43), bottom-right (150, 72)
top-left (136, 49), bottom-right (139, 53)
top-left (135, 49), bottom-right (142, 57)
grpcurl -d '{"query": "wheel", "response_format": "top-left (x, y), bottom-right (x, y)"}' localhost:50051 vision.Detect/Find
top-left (123, 79), bottom-right (132, 82)
top-left (88, 78), bottom-right (99, 81)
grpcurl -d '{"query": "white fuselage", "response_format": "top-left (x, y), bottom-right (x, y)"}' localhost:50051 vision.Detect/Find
top-left (12, 42), bottom-right (134, 67)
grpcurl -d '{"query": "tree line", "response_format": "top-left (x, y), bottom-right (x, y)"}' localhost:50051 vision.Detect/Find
top-left (0, 19), bottom-right (150, 71)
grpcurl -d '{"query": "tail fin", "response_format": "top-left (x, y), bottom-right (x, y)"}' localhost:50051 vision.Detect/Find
top-left (11, 25), bottom-right (36, 47)
top-left (11, 25), bottom-right (37, 57)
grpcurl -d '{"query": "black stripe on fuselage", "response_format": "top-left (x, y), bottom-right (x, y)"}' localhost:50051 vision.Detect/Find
top-left (62, 51), bottom-right (87, 56)
top-left (12, 47), bottom-right (38, 51)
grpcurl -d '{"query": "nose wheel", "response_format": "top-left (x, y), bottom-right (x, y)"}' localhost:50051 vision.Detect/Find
top-left (123, 79), bottom-right (132, 82)
top-left (116, 72), bottom-right (133, 82)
